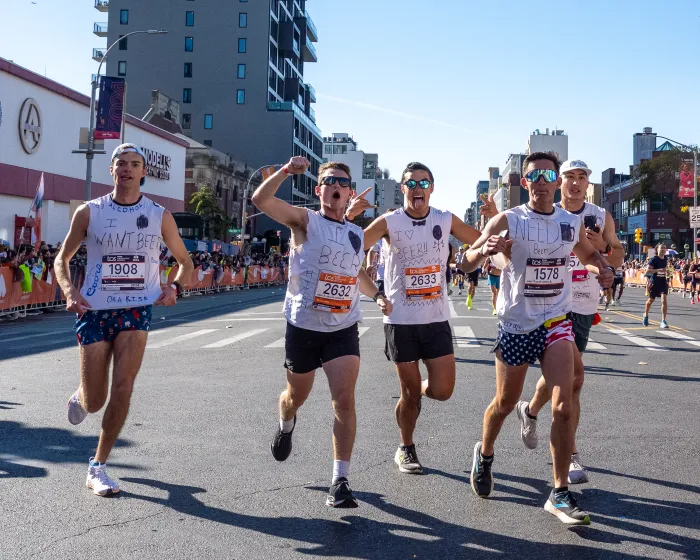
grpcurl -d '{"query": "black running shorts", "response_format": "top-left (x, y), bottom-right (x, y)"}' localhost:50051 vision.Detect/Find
top-left (613, 276), bottom-right (624, 287)
top-left (467, 271), bottom-right (479, 286)
top-left (284, 322), bottom-right (360, 374)
top-left (648, 277), bottom-right (669, 299)
top-left (384, 321), bottom-right (454, 363)
top-left (571, 312), bottom-right (595, 353)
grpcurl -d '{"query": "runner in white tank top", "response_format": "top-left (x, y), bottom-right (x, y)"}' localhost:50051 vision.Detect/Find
top-left (54, 144), bottom-right (193, 497)
top-left (252, 156), bottom-right (391, 509)
top-left (517, 160), bottom-right (623, 490)
top-left (347, 161), bottom-right (495, 475)
top-left (462, 153), bottom-right (614, 525)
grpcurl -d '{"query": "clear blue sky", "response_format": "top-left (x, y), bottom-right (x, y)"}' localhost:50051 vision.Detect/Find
top-left (2, 0), bottom-right (698, 215)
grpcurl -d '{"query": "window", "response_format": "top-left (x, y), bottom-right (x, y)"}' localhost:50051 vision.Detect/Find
top-left (651, 193), bottom-right (670, 213)
top-left (182, 114), bottom-right (191, 129)
top-left (238, 38), bottom-right (247, 53)
top-left (237, 63), bottom-right (246, 79)
top-left (324, 145), bottom-right (332, 154)
top-left (203, 140), bottom-right (212, 147)
top-left (117, 61), bottom-right (127, 76)
top-left (204, 114), bottom-right (213, 129)
top-left (118, 35), bottom-right (127, 50)
top-left (640, 198), bottom-right (648, 214)
top-left (184, 62), bottom-right (192, 77)
top-left (239, 13), bottom-right (247, 27)
top-left (237, 89), bottom-right (245, 104)
top-left (119, 9), bottom-right (128, 24)
top-left (612, 202), bottom-right (619, 219)
top-left (183, 88), bottom-right (192, 103)
top-left (185, 37), bottom-right (193, 52)
top-left (621, 199), bottom-right (629, 217)
top-left (186, 11), bottom-right (194, 26)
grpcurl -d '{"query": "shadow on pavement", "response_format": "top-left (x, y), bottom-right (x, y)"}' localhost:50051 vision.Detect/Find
top-left (120, 477), bottom-right (666, 559)
top-left (0, 289), bottom-right (285, 361)
top-left (0, 420), bottom-right (135, 479)
top-left (586, 365), bottom-right (700, 383)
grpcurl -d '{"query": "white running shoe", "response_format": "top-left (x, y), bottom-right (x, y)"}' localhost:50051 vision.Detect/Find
top-left (86, 459), bottom-right (120, 496)
top-left (67, 390), bottom-right (88, 425)
top-left (515, 400), bottom-right (538, 449)
top-left (568, 453), bottom-right (589, 484)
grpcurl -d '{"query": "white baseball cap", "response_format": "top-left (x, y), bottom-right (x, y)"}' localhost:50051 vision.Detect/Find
top-left (561, 160), bottom-right (592, 176)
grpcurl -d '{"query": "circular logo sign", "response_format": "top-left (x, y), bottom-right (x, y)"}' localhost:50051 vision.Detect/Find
top-left (18, 98), bottom-right (42, 154)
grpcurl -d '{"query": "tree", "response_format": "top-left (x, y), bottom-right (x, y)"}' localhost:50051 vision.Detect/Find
top-left (189, 186), bottom-right (231, 239)
top-left (633, 146), bottom-right (697, 224)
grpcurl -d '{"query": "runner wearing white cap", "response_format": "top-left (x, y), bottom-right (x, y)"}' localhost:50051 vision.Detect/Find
top-left (515, 159), bottom-right (623, 487)
top-left (55, 143), bottom-right (193, 496)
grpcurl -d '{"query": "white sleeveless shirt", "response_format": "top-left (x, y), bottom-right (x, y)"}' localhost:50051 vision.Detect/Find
top-left (82, 194), bottom-right (165, 310)
top-left (562, 202), bottom-right (607, 316)
top-left (383, 207), bottom-right (453, 325)
top-left (284, 210), bottom-right (364, 332)
top-left (498, 205), bottom-right (581, 334)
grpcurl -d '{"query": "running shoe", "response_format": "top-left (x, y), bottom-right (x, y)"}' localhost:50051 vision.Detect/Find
top-left (86, 459), bottom-right (120, 496)
top-left (611, 299), bottom-right (617, 306)
top-left (458, 290), bottom-right (462, 295)
top-left (544, 489), bottom-right (590, 525)
top-left (271, 415), bottom-right (296, 462)
top-left (470, 442), bottom-right (493, 498)
top-left (692, 298), bottom-right (696, 305)
top-left (682, 292), bottom-right (687, 299)
top-left (492, 308), bottom-right (497, 316)
top-left (604, 303), bottom-right (609, 311)
top-left (68, 389), bottom-right (88, 426)
top-left (568, 453), bottom-right (589, 484)
top-left (515, 400), bottom-right (538, 449)
top-left (660, 320), bottom-right (669, 329)
top-left (326, 477), bottom-right (358, 508)
top-left (394, 444), bottom-right (423, 474)
top-left (642, 315), bottom-right (649, 327)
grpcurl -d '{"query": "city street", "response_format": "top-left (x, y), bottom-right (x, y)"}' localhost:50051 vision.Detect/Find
top-left (1, 284), bottom-right (699, 559)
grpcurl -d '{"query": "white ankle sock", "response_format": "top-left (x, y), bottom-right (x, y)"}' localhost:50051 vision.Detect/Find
top-left (332, 460), bottom-right (350, 483)
top-left (280, 417), bottom-right (295, 433)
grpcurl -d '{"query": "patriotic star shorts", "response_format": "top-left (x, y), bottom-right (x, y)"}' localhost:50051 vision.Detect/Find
top-left (75, 306), bottom-right (152, 346)
top-left (493, 314), bottom-right (574, 366)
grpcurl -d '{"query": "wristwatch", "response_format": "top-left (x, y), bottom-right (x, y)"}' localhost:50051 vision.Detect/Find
top-left (602, 243), bottom-right (612, 256)
top-left (604, 266), bottom-right (615, 274)
top-left (373, 290), bottom-right (385, 302)
top-left (171, 281), bottom-right (182, 296)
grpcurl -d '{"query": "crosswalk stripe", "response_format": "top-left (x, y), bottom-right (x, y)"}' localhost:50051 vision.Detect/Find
top-left (656, 330), bottom-right (700, 348)
top-left (358, 327), bottom-right (370, 338)
top-left (453, 326), bottom-right (480, 347)
top-left (606, 328), bottom-right (668, 352)
top-left (449, 299), bottom-right (458, 318)
top-left (147, 329), bottom-right (218, 349)
top-left (201, 328), bottom-right (269, 349)
top-left (586, 340), bottom-right (607, 350)
top-left (266, 337), bottom-right (285, 348)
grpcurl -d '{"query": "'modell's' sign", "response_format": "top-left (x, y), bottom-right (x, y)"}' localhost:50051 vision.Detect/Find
top-left (143, 148), bottom-right (171, 180)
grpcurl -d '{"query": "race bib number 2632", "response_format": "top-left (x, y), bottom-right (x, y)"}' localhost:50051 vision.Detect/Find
top-left (313, 272), bottom-right (358, 313)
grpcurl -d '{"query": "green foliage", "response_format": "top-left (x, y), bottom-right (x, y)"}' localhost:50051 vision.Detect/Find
top-left (189, 186), bottom-right (231, 239)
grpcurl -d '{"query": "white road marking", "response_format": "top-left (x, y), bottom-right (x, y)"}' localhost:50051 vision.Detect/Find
top-left (266, 337), bottom-right (285, 348)
top-left (358, 327), bottom-right (370, 338)
top-left (656, 330), bottom-right (700, 348)
top-left (586, 340), bottom-right (607, 351)
top-left (147, 329), bottom-right (218, 349)
top-left (449, 298), bottom-right (458, 318)
top-left (606, 328), bottom-right (668, 351)
top-left (2, 330), bottom-right (73, 343)
top-left (207, 317), bottom-right (284, 322)
top-left (453, 326), bottom-right (480, 347)
top-left (201, 328), bottom-right (270, 349)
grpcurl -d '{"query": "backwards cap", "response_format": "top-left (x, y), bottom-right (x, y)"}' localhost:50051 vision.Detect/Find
top-left (111, 143), bottom-right (147, 186)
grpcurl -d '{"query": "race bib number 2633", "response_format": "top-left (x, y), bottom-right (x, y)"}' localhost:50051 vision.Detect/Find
top-left (405, 265), bottom-right (442, 301)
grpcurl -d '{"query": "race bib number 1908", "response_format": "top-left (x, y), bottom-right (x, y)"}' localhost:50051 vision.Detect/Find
top-left (405, 265), bottom-right (442, 301)
top-left (313, 272), bottom-right (358, 313)
top-left (102, 254), bottom-right (146, 291)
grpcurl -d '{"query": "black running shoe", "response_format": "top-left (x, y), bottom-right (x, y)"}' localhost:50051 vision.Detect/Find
top-left (326, 477), bottom-right (358, 508)
top-left (270, 415), bottom-right (296, 462)
top-left (470, 441), bottom-right (494, 498)
top-left (544, 489), bottom-right (590, 525)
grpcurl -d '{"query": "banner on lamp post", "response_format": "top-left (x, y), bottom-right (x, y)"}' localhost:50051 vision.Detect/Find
top-left (95, 77), bottom-right (126, 140)
top-left (679, 155), bottom-right (695, 198)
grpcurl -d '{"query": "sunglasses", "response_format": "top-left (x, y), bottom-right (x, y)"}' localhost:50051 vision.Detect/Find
top-left (403, 179), bottom-right (432, 190)
top-left (525, 169), bottom-right (558, 183)
top-left (320, 176), bottom-right (352, 188)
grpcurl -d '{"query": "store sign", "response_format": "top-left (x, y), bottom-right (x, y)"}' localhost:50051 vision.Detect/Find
top-left (18, 98), bottom-right (42, 154)
top-left (143, 147), bottom-right (171, 180)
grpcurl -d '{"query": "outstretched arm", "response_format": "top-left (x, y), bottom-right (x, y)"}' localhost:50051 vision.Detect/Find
top-left (251, 157), bottom-right (310, 231)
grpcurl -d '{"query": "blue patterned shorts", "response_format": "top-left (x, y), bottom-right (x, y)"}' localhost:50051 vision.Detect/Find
top-left (493, 316), bottom-right (573, 366)
top-left (75, 306), bottom-right (152, 346)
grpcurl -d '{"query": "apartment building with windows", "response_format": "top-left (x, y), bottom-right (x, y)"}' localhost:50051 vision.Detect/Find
top-left (97, 0), bottom-right (322, 236)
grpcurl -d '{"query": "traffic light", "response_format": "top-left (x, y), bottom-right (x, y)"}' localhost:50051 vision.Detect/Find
top-left (634, 228), bottom-right (643, 243)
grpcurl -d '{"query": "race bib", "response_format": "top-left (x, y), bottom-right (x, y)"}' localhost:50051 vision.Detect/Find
top-left (405, 265), bottom-right (442, 301)
top-left (525, 257), bottom-right (566, 298)
top-left (102, 254), bottom-right (146, 291)
top-left (313, 272), bottom-right (357, 313)
top-left (569, 253), bottom-right (588, 283)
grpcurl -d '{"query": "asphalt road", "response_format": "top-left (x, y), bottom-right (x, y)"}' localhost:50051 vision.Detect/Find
top-left (1, 283), bottom-right (699, 559)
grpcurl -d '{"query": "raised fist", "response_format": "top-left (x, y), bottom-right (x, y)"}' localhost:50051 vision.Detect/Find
top-left (286, 156), bottom-right (310, 175)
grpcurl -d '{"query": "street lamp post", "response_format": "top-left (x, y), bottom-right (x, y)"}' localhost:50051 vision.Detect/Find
top-left (75, 29), bottom-right (167, 202)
